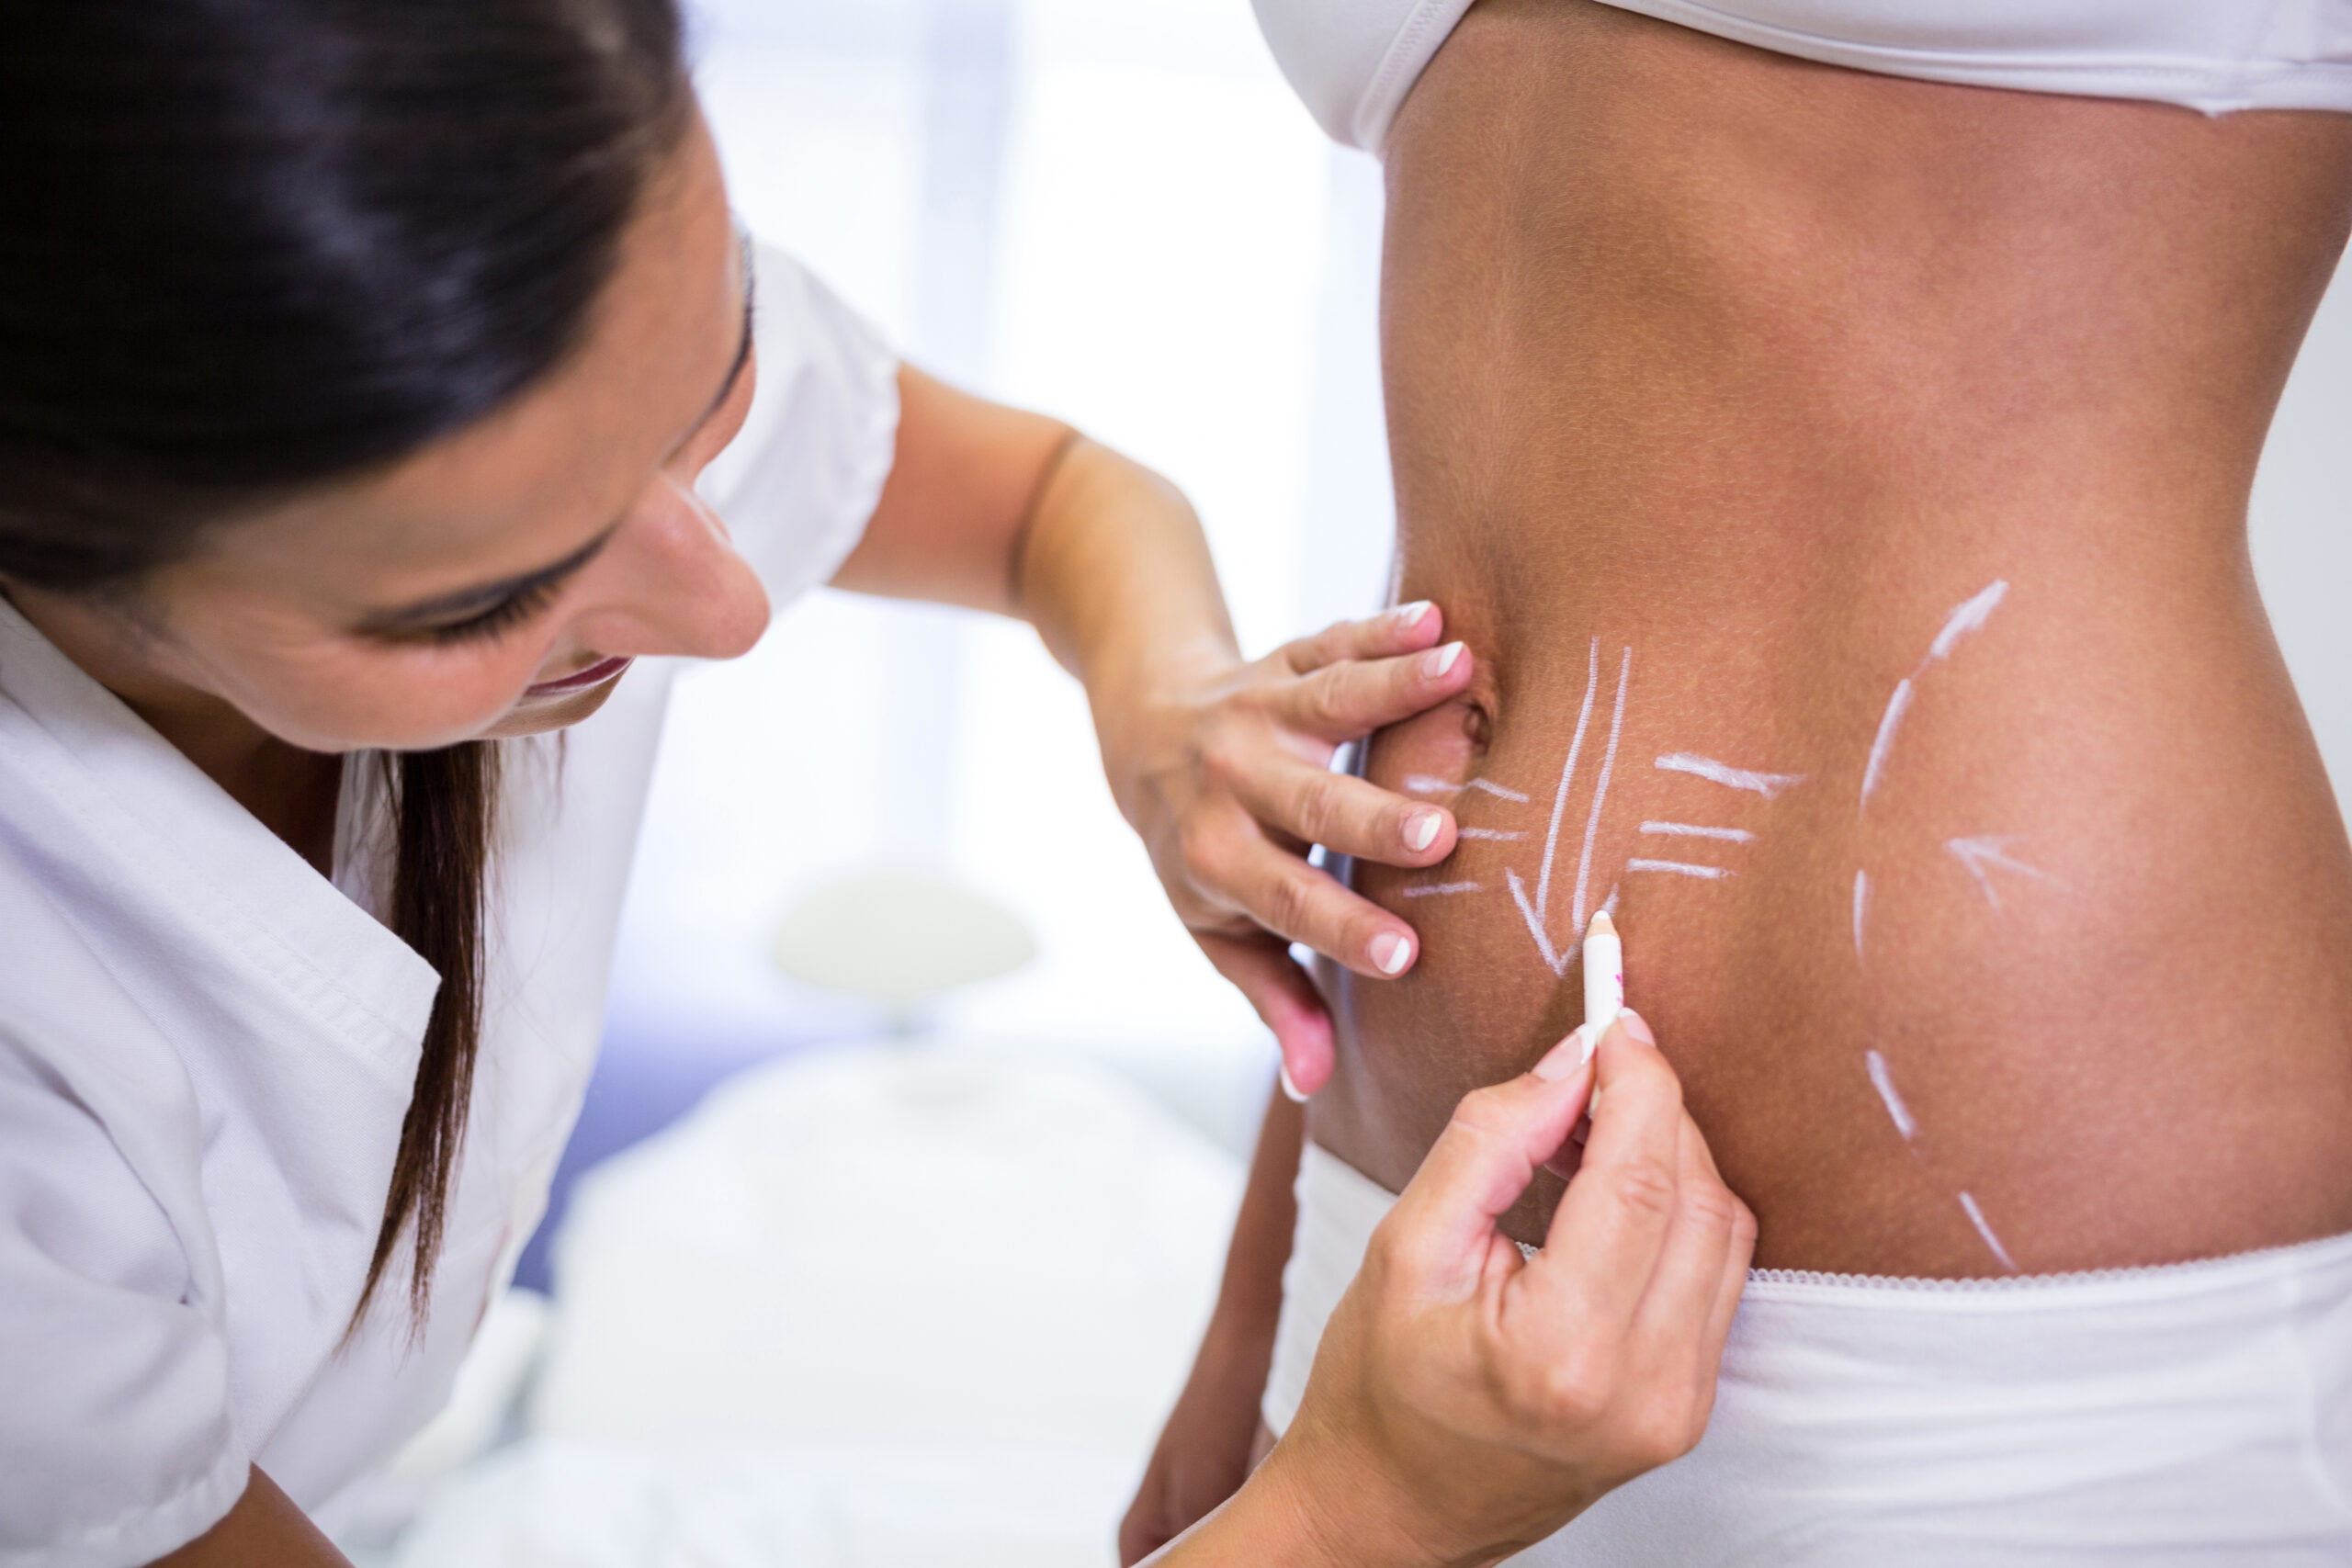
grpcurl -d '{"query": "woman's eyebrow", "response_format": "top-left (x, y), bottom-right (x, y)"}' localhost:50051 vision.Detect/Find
top-left (676, 264), bottom-right (758, 449)
top-left (362, 521), bottom-right (621, 631)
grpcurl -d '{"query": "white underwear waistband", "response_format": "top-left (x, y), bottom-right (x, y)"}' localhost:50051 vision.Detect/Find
top-left (1262, 1141), bottom-right (2352, 1565)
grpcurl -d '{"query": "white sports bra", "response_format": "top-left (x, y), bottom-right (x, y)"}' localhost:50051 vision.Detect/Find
top-left (1252, 0), bottom-right (2352, 151)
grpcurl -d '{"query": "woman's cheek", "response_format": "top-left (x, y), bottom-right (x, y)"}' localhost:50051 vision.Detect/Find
top-left (282, 646), bottom-right (544, 751)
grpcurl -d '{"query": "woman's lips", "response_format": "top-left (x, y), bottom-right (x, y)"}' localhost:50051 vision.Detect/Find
top-left (525, 654), bottom-right (633, 698)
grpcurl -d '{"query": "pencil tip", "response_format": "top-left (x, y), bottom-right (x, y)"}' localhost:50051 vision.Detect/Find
top-left (1587, 909), bottom-right (1616, 940)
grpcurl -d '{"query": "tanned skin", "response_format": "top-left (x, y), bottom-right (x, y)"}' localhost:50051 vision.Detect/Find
top-left (1325, 0), bottom-right (2352, 1275)
top-left (1127, 4), bottom-right (2352, 1554)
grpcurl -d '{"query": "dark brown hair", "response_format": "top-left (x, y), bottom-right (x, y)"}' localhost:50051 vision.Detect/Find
top-left (0, 0), bottom-right (689, 1327)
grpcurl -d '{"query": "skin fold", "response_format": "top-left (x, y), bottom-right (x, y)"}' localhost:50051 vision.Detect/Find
top-left (1126, 1), bottom-right (2352, 1553)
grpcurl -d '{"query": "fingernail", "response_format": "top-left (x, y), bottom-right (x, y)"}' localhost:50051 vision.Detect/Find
top-left (1278, 1061), bottom-right (1310, 1102)
top-left (1421, 641), bottom-right (1464, 679)
top-left (1616, 1008), bottom-right (1655, 1046)
top-left (1534, 1023), bottom-right (1596, 1079)
top-left (1394, 600), bottom-right (1434, 630)
top-left (1405, 809), bottom-right (1442, 852)
top-left (1370, 931), bottom-right (1413, 975)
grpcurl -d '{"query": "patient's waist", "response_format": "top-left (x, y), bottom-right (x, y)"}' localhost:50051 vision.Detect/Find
top-left (1268, 1144), bottom-right (2352, 1566)
top-left (1327, 569), bottom-right (2352, 1276)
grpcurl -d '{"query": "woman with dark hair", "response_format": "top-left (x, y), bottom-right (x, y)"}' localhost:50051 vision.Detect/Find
top-left (0, 2), bottom-right (1754, 1563)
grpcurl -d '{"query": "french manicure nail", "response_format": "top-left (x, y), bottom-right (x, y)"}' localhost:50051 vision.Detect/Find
top-left (1422, 641), bottom-right (1464, 679)
top-left (1534, 1023), bottom-right (1597, 1080)
top-left (1370, 931), bottom-right (1412, 975)
top-left (1279, 1061), bottom-right (1310, 1102)
top-left (1616, 1008), bottom-right (1655, 1045)
top-left (1394, 600), bottom-right (1434, 630)
top-left (1406, 810), bottom-right (1442, 852)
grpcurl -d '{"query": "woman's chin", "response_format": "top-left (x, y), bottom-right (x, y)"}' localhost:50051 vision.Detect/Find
top-left (480, 670), bottom-right (628, 739)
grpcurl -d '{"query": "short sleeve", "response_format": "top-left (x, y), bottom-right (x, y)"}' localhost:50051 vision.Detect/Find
top-left (0, 1026), bottom-right (247, 1568)
top-left (695, 241), bottom-right (902, 609)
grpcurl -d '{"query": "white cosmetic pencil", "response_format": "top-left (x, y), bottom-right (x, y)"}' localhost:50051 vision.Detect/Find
top-left (1583, 908), bottom-right (1623, 1046)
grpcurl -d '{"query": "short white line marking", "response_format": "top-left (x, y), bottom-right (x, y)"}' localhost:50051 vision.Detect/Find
top-left (1571, 647), bottom-right (1633, 935)
top-left (1537, 640), bottom-right (1601, 923)
top-left (1640, 821), bottom-right (1755, 843)
top-left (1655, 754), bottom-right (1808, 799)
top-left (1864, 1049), bottom-right (1915, 1141)
top-left (1929, 580), bottom-right (2009, 664)
top-left (1944, 836), bottom-right (2064, 913)
top-left (1625, 858), bottom-right (1733, 880)
top-left (1403, 881), bottom-right (1483, 897)
top-left (1860, 580), bottom-right (2009, 814)
top-left (1852, 868), bottom-right (1870, 962)
top-left (1455, 828), bottom-right (1526, 840)
top-left (1403, 775), bottom-right (1531, 802)
top-left (1860, 678), bottom-right (1913, 809)
top-left (1959, 1190), bottom-right (2019, 1274)
top-left (1505, 867), bottom-right (1571, 977)
top-left (1600, 883), bottom-right (1621, 919)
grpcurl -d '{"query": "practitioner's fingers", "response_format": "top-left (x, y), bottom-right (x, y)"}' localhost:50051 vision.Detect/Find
top-left (1206, 830), bottom-right (1423, 982)
top-left (1522, 1015), bottom-right (1690, 1343)
top-left (1617, 1098), bottom-right (1754, 1416)
top-left (1283, 600), bottom-right (1446, 675)
top-left (1229, 754), bottom-right (1458, 872)
top-left (1378, 1028), bottom-right (1598, 1296)
top-left (1276, 640), bottom-right (1473, 745)
top-left (1193, 928), bottom-right (1336, 1097)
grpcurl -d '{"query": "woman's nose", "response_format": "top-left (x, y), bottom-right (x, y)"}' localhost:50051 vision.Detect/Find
top-left (568, 471), bottom-right (772, 661)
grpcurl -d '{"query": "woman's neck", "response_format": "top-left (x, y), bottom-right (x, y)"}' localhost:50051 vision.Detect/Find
top-left (5, 581), bottom-right (345, 874)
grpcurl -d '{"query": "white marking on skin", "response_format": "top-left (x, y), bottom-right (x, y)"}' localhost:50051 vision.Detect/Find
top-left (1928, 580), bottom-right (2009, 664)
top-left (1641, 821), bottom-right (1755, 843)
top-left (1626, 858), bottom-right (1734, 880)
top-left (1505, 867), bottom-right (1572, 977)
top-left (1600, 884), bottom-right (1621, 919)
top-left (1571, 647), bottom-right (1633, 935)
top-left (1958, 1190), bottom-right (2019, 1274)
top-left (1945, 836), bottom-right (2064, 913)
top-left (1860, 678), bottom-right (1913, 809)
top-left (1860, 580), bottom-right (2009, 813)
top-left (1655, 753), bottom-right (1809, 799)
top-left (1406, 774), bottom-right (1532, 802)
top-left (1864, 1049), bottom-right (1916, 1141)
top-left (1403, 881), bottom-right (1483, 897)
top-left (1852, 868), bottom-right (1870, 962)
top-left (1535, 639), bottom-right (1601, 923)
top-left (1455, 828), bottom-right (1526, 840)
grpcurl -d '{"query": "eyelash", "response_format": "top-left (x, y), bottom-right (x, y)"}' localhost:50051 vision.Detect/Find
top-left (424, 578), bottom-right (562, 645)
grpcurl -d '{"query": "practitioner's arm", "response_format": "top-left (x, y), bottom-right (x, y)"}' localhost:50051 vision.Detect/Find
top-left (148, 1467), bottom-right (350, 1567)
top-left (831, 366), bottom-right (1476, 1090)
top-left (1120, 1086), bottom-right (1304, 1562)
top-left (1148, 1015), bottom-right (1756, 1568)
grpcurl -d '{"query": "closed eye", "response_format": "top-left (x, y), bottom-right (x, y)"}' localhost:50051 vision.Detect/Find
top-left (412, 577), bottom-right (565, 645)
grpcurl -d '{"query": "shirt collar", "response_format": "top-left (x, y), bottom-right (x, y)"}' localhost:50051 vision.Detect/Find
top-left (0, 593), bottom-right (440, 1070)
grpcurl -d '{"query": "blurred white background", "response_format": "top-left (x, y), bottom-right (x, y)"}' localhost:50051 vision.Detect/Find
top-left (368, 0), bottom-right (2352, 1561)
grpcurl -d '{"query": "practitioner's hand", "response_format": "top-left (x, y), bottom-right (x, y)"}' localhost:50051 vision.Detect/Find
top-left (1099, 602), bottom-right (1475, 1094)
top-left (1149, 1013), bottom-right (1754, 1568)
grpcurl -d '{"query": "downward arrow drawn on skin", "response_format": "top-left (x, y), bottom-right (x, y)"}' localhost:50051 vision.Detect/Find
top-left (1944, 836), bottom-right (2064, 913)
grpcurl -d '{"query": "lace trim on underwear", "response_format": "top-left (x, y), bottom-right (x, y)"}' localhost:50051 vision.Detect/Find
top-left (1750, 1226), bottom-right (2352, 1292)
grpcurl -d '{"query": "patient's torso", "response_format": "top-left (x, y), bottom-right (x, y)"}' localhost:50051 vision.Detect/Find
top-left (1310, 0), bottom-right (2352, 1275)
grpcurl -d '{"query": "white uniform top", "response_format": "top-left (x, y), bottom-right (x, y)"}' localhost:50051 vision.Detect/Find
top-left (1252, 0), bottom-right (2352, 152)
top-left (0, 243), bottom-right (899, 1568)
